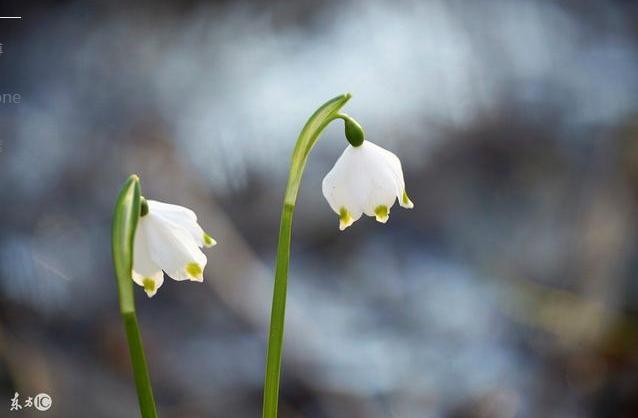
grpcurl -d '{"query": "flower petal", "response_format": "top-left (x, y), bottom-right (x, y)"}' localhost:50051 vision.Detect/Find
top-left (148, 200), bottom-right (215, 248)
top-left (400, 191), bottom-right (414, 209)
top-left (366, 141), bottom-right (414, 209)
top-left (147, 200), bottom-right (197, 221)
top-left (202, 232), bottom-right (217, 248)
top-left (341, 142), bottom-right (397, 220)
top-left (338, 207), bottom-right (357, 230)
top-left (374, 205), bottom-right (390, 223)
top-left (143, 212), bottom-right (207, 282)
top-left (322, 140), bottom-right (412, 229)
top-left (132, 221), bottom-right (165, 297)
top-left (322, 146), bottom-right (366, 229)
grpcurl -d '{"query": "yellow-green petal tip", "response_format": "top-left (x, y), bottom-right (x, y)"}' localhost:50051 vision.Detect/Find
top-left (203, 232), bottom-right (217, 248)
top-left (339, 207), bottom-right (354, 231)
top-left (374, 205), bottom-right (389, 223)
top-left (142, 278), bottom-right (156, 297)
top-left (186, 262), bottom-right (203, 281)
top-left (401, 191), bottom-right (414, 209)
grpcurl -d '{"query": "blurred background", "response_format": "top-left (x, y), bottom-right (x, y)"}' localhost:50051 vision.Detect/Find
top-left (1, 0), bottom-right (638, 417)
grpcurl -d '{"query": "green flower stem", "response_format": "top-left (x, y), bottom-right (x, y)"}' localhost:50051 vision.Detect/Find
top-left (122, 312), bottom-right (157, 418)
top-left (112, 175), bottom-right (158, 418)
top-left (262, 94), bottom-right (352, 418)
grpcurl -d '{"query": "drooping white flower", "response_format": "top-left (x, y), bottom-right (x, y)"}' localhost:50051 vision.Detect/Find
top-left (322, 140), bottom-right (414, 230)
top-left (132, 199), bottom-right (216, 297)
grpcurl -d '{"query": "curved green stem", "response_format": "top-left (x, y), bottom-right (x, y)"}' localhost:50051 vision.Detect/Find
top-left (262, 94), bottom-right (352, 418)
top-left (112, 175), bottom-right (158, 418)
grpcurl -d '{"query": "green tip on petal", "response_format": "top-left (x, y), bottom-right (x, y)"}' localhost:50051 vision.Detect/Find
top-left (186, 262), bottom-right (203, 281)
top-left (203, 232), bottom-right (217, 247)
top-left (401, 191), bottom-right (414, 209)
top-left (142, 278), bottom-right (156, 297)
top-left (374, 205), bottom-right (389, 223)
top-left (339, 207), bottom-right (354, 231)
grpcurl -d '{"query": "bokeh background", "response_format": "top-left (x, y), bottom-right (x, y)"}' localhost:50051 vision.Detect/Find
top-left (1, 0), bottom-right (638, 417)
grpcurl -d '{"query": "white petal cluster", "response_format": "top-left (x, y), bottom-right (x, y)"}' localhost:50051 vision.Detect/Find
top-left (132, 200), bottom-right (216, 297)
top-left (322, 140), bottom-right (414, 230)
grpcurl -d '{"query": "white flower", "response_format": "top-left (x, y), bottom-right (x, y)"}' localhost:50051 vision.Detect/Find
top-left (132, 200), bottom-right (216, 297)
top-left (322, 140), bottom-right (414, 230)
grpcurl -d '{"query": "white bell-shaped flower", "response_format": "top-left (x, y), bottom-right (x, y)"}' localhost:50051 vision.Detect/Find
top-left (132, 200), bottom-right (216, 297)
top-left (322, 140), bottom-right (414, 230)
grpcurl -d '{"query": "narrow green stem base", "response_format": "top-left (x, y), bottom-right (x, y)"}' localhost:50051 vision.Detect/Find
top-left (123, 312), bottom-right (158, 418)
top-left (262, 203), bottom-right (294, 418)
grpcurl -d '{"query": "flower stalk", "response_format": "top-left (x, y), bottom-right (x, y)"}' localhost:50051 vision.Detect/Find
top-left (112, 175), bottom-right (158, 418)
top-left (262, 94), bottom-right (352, 418)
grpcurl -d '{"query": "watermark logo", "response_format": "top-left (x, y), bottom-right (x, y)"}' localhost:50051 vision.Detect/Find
top-left (34, 394), bottom-right (52, 411)
top-left (9, 392), bottom-right (52, 412)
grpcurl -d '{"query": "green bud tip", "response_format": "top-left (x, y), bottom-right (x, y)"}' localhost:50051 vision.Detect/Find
top-left (344, 116), bottom-right (365, 147)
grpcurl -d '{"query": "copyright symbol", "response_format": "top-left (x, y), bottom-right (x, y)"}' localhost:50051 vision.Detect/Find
top-left (34, 393), bottom-right (52, 411)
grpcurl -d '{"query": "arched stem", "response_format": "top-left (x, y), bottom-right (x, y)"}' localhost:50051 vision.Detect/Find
top-left (262, 94), bottom-right (352, 418)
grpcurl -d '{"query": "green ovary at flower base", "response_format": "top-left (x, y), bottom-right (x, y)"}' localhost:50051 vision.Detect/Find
top-left (112, 175), bottom-right (216, 418)
top-left (261, 94), bottom-right (414, 418)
